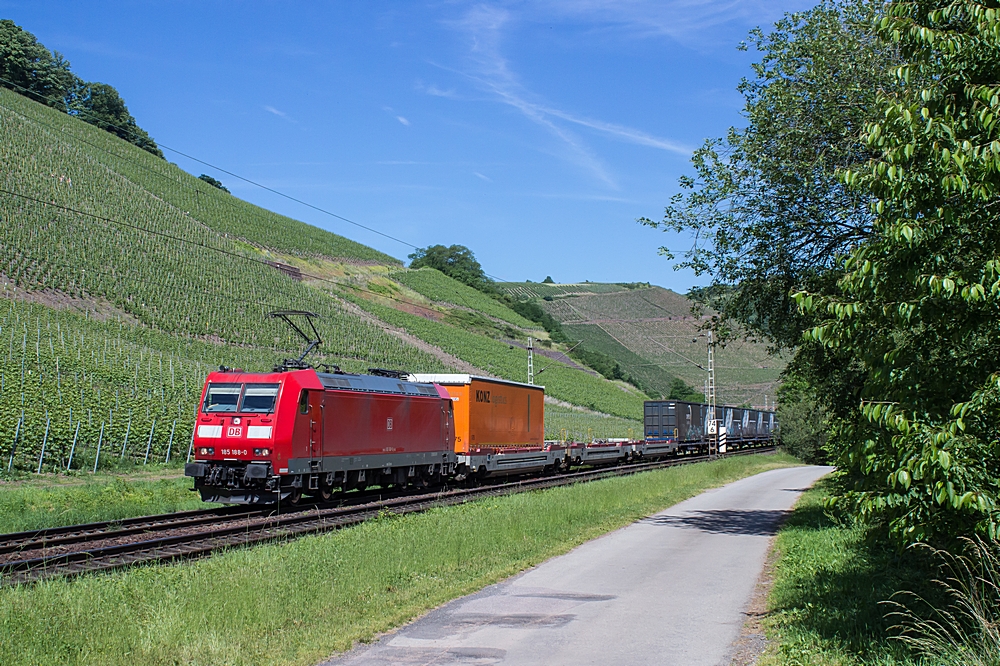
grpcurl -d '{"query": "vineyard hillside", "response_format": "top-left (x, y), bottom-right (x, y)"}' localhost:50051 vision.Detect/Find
top-left (505, 282), bottom-right (785, 407)
top-left (0, 87), bottom-right (646, 473)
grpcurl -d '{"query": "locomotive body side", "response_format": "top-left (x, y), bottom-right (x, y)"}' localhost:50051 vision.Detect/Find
top-left (186, 369), bottom-right (455, 503)
top-left (301, 373), bottom-right (456, 490)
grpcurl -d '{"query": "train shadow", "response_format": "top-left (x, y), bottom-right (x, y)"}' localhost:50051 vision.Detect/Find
top-left (641, 509), bottom-right (790, 537)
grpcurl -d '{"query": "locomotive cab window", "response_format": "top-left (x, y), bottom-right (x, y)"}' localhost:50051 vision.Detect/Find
top-left (298, 389), bottom-right (309, 414)
top-left (240, 383), bottom-right (280, 413)
top-left (203, 383), bottom-right (242, 413)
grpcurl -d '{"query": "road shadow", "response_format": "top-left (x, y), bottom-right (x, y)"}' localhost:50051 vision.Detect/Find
top-left (642, 509), bottom-right (790, 536)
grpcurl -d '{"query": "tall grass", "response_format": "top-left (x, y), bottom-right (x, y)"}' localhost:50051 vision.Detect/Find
top-left (759, 480), bottom-right (926, 665)
top-left (886, 538), bottom-right (1000, 665)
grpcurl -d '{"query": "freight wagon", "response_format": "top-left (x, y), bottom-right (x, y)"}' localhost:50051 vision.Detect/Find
top-left (408, 374), bottom-right (560, 478)
top-left (642, 399), bottom-right (777, 455)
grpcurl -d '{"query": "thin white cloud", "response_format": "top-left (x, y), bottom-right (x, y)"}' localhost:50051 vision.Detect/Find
top-left (445, 5), bottom-right (619, 188)
top-left (541, 107), bottom-right (692, 154)
top-left (533, 0), bottom-right (804, 46)
top-left (436, 4), bottom-right (695, 188)
top-left (416, 80), bottom-right (462, 99)
top-left (426, 84), bottom-right (459, 98)
top-left (397, 116), bottom-right (411, 126)
top-left (473, 171), bottom-right (493, 182)
top-left (263, 105), bottom-right (287, 118)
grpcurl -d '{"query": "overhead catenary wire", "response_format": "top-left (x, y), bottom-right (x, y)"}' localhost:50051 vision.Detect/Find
top-left (0, 76), bottom-right (421, 253)
top-left (0, 187), bottom-right (497, 323)
top-left (0, 79), bottom-right (517, 296)
top-left (0, 75), bottom-right (517, 285)
top-left (0, 77), bottom-right (563, 387)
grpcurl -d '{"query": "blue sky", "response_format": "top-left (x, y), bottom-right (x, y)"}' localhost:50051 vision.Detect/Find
top-left (2, 1), bottom-right (813, 291)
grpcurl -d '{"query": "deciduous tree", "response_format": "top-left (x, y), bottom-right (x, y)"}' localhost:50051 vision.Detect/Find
top-left (800, 0), bottom-right (1000, 543)
top-left (408, 245), bottom-right (495, 294)
top-left (642, 0), bottom-right (894, 350)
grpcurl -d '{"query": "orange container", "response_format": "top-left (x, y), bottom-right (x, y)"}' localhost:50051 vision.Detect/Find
top-left (409, 374), bottom-right (544, 452)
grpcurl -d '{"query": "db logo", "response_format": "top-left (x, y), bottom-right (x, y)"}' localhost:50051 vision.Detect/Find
top-left (227, 426), bottom-right (242, 438)
top-left (386, 418), bottom-right (393, 431)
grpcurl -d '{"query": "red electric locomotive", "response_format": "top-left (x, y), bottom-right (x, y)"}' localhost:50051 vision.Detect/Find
top-left (184, 312), bottom-right (456, 504)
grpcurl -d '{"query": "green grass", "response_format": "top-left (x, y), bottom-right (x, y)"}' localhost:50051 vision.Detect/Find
top-left (390, 268), bottom-right (537, 329)
top-left (544, 403), bottom-right (643, 440)
top-left (0, 452), bottom-right (798, 666)
top-left (760, 479), bottom-right (937, 666)
top-left (0, 470), bottom-right (210, 533)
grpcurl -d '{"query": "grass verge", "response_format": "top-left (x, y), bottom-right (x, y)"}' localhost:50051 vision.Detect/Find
top-left (0, 452), bottom-right (797, 666)
top-left (0, 469), bottom-right (211, 533)
top-left (759, 479), bottom-right (938, 665)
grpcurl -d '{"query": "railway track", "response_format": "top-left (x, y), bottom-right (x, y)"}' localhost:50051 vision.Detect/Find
top-left (0, 446), bottom-right (774, 586)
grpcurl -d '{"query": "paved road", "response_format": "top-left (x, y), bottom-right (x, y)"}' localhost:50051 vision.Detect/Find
top-left (321, 465), bottom-right (832, 666)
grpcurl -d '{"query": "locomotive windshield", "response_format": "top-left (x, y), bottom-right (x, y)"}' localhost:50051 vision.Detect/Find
top-left (240, 383), bottom-right (280, 413)
top-left (202, 382), bottom-right (281, 414)
top-left (203, 383), bottom-right (241, 413)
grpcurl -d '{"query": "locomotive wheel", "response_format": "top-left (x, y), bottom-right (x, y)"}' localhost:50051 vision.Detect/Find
top-left (286, 487), bottom-right (303, 506)
top-left (314, 485), bottom-right (333, 502)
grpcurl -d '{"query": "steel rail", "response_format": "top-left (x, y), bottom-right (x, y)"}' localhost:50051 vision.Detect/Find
top-left (0, 446), bottom-right (775, 586)
top-left (0, 505), bottom-right (258, 554)
top-left (0, 482), bottom-right (429, 556)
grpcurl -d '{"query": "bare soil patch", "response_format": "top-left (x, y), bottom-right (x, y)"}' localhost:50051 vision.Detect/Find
top-left (729, 538), bottom-right (781, 665)
top-left (0, 277), bottom-right (138, 323)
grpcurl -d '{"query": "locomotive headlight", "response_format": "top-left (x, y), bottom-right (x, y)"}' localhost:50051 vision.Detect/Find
top-left (253, 448), bottom-right (271, 457)
top-left (197, 447), bottom-right (215, 456)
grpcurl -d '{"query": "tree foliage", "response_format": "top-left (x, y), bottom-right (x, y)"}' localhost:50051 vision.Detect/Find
top-left (198, 174), bottom-right (230, 193)
top-left (644, 0), bottom-right (1000, 544)
top-left (407, 244), bottom-right (496, 294)
top-left (642, 0), bottom-right (895, 349)
top-left (0, 19), bottom-right (75, 108)
top-left (68, 81), bottom-right (163, 158)
top-left (798, 0), bottom-right (1000, 543)
top-left (776, 371), bottom-right (830, 463)
top-left (0, 19), bottom-right (162, 157)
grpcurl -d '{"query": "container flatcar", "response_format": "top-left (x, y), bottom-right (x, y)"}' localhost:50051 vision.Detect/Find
top-left (644, 399), bottom-right (777, 454)
top-left (408, 374), bottom-right (558, 477)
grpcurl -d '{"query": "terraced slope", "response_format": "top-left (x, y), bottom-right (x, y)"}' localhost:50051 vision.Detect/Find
top-left (500, 282), bottom-right (641, 300)
top-left (0, 89), bottom-right (441, 467)
top-left (525, 284), bottom-right (784, 407)
top-left (0, 88), bottom-right (646, 470)
top-left (391, 268), bottom-right (535, 329)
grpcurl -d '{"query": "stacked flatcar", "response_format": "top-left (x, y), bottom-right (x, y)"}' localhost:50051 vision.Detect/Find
top-left (643, 400), bottom-right (776, 453)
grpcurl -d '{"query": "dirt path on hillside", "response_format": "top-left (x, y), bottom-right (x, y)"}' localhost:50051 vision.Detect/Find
top-left (505, 339), bottom-right (599, 377)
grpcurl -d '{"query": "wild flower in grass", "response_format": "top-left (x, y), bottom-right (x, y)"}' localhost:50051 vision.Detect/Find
top-left (885, 537), bottom-right (1000, 666)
